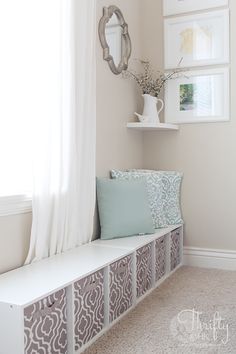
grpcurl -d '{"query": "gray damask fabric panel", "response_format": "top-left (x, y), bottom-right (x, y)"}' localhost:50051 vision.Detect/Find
top-left (24, 289), bottom-right (67, 354)
top-left (155, 236), bottom-right (166, 281)
top-left (74, 269), bottom-right (104, 350)
top-left (171, 228), bottom-right (181, 271)
top-left (136, 244), bottom-right (152, 298)
top-left (109, 255), bottom-right (133, 322)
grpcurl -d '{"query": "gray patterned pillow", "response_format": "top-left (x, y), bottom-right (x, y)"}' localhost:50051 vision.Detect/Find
top-left (110, 170), bottom-right (167, 228)
top-left (128, 169), bottom-right (183, 225)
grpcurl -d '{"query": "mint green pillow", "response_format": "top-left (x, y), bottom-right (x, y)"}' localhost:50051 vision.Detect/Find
top-left (111, 169), bottom-right (167, 228)
top-left (96, 178), bottom-right (155, 240)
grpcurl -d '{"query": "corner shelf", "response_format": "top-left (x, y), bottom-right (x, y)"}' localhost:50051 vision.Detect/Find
top-left (127, 122), bottom-right (179, 131)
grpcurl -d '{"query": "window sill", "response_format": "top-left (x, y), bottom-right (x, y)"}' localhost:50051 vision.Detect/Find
top-left (0, 195), bottom-right (32, 217)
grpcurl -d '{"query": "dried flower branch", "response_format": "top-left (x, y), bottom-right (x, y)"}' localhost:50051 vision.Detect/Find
top-left (123, 58), bottom-right (184, 97)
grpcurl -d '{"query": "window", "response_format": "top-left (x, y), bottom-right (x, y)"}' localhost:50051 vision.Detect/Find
top-left (0, 0), bottom-right (61, 215)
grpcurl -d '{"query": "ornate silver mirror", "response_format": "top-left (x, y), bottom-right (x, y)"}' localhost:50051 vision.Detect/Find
top-left (98, 6), bottom-right (132, 75)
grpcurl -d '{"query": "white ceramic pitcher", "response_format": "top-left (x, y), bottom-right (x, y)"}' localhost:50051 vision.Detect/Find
top-left (135, 94), bottom-right (164, 124)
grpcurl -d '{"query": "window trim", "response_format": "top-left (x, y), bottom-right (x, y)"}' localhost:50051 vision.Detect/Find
top-left (0, 195), bottom-right (32, 217)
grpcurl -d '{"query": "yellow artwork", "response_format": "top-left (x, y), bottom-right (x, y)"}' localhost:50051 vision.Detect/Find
top-left (180, 26), bottom-right (212, 55)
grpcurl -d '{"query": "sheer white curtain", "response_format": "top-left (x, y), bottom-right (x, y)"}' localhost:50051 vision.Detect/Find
top-left (25, 0), bottom-right (96, 263)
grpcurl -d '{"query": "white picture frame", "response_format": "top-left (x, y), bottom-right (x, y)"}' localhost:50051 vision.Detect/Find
top-left (164, 9), bottom-right (229, 69)
top-left (163, 0), bottom-right (229, 16)
top-left (165, 68), bottom-right (229, 124)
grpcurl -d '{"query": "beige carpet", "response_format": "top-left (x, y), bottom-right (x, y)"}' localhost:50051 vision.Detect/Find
top-left (84, 266), bottom-right (236, 354)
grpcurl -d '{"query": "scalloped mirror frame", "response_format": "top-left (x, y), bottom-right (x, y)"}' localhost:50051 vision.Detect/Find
top-left (98, 6), bottom-right (132, 75)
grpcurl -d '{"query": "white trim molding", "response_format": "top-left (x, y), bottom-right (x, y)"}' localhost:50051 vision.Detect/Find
top-left (184, 247), bottom-right (236, 271)
top-left (0, 195), bottom-right (32, 217)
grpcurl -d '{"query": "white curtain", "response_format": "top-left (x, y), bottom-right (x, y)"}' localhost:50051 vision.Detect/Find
top-left (25, 0), bottom-right (96, 263)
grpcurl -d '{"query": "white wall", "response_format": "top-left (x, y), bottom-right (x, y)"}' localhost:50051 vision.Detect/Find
top-left (0, 0), bottom-right (143, 274)
top-left (0, 213), bottom-right (32, 274)
top-left (142, 0), bottom-right (236, 251)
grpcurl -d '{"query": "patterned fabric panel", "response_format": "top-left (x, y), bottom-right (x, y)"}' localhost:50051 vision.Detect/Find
top-left (155, 236), bottom-right (166, 281)
top-left (161, 172), bottom-right (183, 225)
top-left (171, 228), bottom-right (181, 271)
top-left (136, 244), bottom-right (152, 298)
top-left (110, 170), bottom-right (167, 228)
top-left (74, 269), bottom-right (104, 350)
top-left (109, 255), bottom-right (133, 323)
top-left (24, 289), bottom-right (67, 354)
top-left (127, 169), bottom-right (183, 226)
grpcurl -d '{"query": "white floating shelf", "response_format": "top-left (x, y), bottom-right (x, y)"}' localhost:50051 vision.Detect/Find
top-left (127, 122), bottom-right (179, 131)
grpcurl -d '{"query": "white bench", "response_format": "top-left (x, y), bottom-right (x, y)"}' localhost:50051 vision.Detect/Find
top-left (0, 225), bottom-right (183, 354)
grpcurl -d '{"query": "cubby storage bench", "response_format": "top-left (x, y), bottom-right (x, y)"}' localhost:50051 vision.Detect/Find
top-left (0, 225), bottom-right (183, 354)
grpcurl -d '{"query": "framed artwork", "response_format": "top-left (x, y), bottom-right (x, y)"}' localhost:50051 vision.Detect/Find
top-left (165, 68), bottom-right (229, 124)
top-left (164, 9), bottom-right (229, 69)
top-left (163, 0), bottom-right (229, 16)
